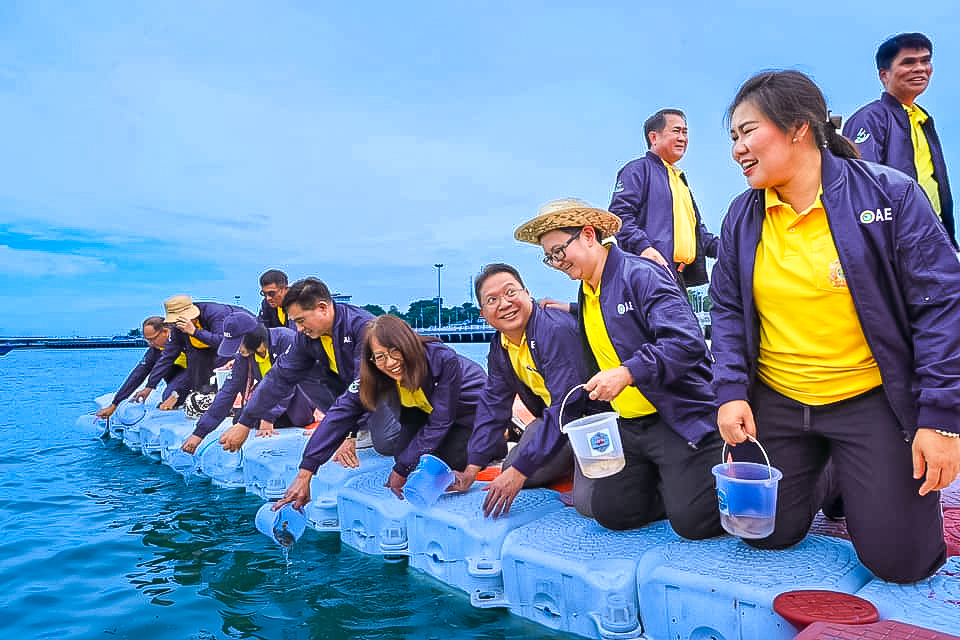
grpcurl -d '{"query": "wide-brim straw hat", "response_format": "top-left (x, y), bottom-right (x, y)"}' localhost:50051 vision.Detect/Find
top-left (163, 294), bottom-right (201, 323)
top-left (514, 197), bottom-right (622, 245)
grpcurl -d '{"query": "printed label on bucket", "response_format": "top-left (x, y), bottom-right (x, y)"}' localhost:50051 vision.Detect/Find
top-left (717, 488), bottom-right (728, 514)
top-left (588, 428), bottom-right (613, 456)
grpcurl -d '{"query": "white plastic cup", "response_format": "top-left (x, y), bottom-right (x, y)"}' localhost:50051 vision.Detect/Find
top-left (561, 411), bottom-right (626, 478)
top-left (403, 454), bottom-right (455, 508)
top-left (255, 502), bottom-right (307, 547)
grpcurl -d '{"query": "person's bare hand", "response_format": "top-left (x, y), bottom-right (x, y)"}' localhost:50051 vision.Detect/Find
top-left (219, 423), bottom-right (251, 451)
top-left (912, 428), bottom-right (960, 496)
top-left (482, 467), bottom-right (527, 518)
top-left (96, 404), bottom-right (117, 419)
top-left (332, 437), bottom-right (359, 468)
top-left (181, 435), bottom-right (202, 454)
top-left (717, 400), bottom-right (756, 445)
top-left (274, 469), bottom-right (314, 512)
top-left (640, 246), bottom-right (669, 268)
top-left (448, 464), bottom-right (481, 493)
top-left (584, 366), bottom-right (633, 402)
top-left (158, 395), bottom-right (178, 411)
top-left (385, 470), bottom-right (407, 499)
top-left (256, 420), bottom-right (277, 438)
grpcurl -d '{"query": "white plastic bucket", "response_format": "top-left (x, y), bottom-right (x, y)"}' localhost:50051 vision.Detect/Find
top-left (255, 502), bottom-right (307, 547)
top-left (558, 384), bottom-right (625, 479)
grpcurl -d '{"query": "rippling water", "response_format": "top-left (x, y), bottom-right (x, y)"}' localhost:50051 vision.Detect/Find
top-left (0, 347), bottom-right (561, 640)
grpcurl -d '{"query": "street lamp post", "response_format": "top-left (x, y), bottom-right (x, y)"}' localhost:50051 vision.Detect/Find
top-left (434, 263), bottom-right (444, 328)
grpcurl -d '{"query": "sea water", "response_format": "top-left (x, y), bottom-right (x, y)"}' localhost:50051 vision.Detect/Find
top-left (0, 346), bottom-right (561, 640)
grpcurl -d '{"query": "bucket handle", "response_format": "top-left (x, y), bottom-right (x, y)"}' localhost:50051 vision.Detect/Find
top-left (558, 384), bottom-right (588, 433)
top-left (720, 434), bottom-right (774, 480)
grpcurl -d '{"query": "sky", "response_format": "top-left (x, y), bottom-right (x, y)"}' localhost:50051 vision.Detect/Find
top-left (1, 1), bottom-right (958, 336)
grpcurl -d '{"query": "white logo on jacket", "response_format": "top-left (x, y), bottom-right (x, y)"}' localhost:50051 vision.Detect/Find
top-left (617, 301), bottom-right (635, 314)
top-left (859, 208), bottom-right (893, 224)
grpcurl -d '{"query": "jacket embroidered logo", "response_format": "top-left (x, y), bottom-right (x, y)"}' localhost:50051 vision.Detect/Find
top-left (854, 128), bottom-right (871, 143)
top-left (859, 208), bottom-right (893, 224)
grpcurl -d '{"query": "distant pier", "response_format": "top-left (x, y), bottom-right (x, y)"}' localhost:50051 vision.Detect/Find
top-left (0, 336), bottom-right (147, 355)
top-left (415, 324), bottom-right (495, 343)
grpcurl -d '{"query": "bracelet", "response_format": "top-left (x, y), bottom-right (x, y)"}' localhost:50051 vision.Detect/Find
top-left (934, 429), bottom-right (960, 439)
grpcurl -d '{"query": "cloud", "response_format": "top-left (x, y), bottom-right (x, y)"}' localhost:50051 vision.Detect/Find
top-left (0, 245), bottom-right (112, 277)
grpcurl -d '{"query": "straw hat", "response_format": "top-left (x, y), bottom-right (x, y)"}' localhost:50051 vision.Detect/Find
top-left (514, 198), bottom-right (622, 245)
top-left (163, 294), bottom-right (201, 323)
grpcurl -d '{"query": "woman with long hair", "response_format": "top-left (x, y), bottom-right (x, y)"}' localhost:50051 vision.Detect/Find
top-left (710, 70), bottom-right (960, 583)
top-left (277, 314), bottom-right (494, 506)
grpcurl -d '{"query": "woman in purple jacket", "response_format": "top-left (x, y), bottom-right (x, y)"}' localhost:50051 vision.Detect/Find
top-left (275, 314), bottom-right (489, 509)
top-left (711, 70), bottom-right (960, 583)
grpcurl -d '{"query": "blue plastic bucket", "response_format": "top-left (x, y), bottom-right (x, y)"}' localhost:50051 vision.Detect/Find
top-left (403, 454), bottom-right (455, 508)
top-left (255, 502), bottom-right (307, 547)
top-left (116, 401), bottom-right (147, 427)
top-left (167, 450), bottom-right (199, 476)
top-left (712, 437), bottom-right (782, 539)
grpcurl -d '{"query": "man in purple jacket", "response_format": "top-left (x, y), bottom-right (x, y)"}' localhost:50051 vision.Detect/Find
top-left (451, 263), bottom-right (598, 518)
top-left (609, 108), bottom-right (718, 288)
top-left (515, 198), bottom-right (723, 539)
top-left (131, 295), bottom-right (248, 410)
top-left (96, 316), bottom-right (187, 419)
top-left (257, 269), bottom-right (295, 329)
top-left (842, 32), bottom-right (956, 248)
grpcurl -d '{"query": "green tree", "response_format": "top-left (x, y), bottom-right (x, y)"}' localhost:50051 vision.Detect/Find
top-left (361, 304), bottom-right (387, 316)
top-left (128, 327), bottom-right (142, 337)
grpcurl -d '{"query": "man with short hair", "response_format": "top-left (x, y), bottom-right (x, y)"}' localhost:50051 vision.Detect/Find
top-left (257, 269), bottom-right (295, 329)
top-left (514, 198), bottom-right (723, 539)
top-left (95, 316), bottom-right (187, 418)
top-left (609, 108), bottom-right (718, 288)
top-left (181, 313), bottom-right (319, 453)
top-left (450, 263), bottom-right (598, 519)
top-left (132, 295), bottom-right (249, 410)
top-left (843, 32), bottom-right (956, 248)
top-left (218, 277), bottom-right (375, 452)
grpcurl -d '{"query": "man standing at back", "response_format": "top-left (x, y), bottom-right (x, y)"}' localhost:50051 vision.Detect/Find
top-left (609, 108), bottom-right (718, 289)
top-left (843, 32), bottom-right (956, 248)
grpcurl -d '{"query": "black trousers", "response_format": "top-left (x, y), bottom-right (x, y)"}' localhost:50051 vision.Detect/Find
top-left (387, 407), bottom-right (473, 473)
top-left (589, 414), bottom-right (724, 540)
top-left (740, 382), bottom-right (945, 584)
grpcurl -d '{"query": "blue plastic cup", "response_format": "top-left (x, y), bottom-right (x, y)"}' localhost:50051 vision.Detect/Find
top-left (116, 401), bottom-right (147, 427)
top-left (76, 412), bottom-right (109, 439)
top-left (255, 502), bottom-right (307, 547)
top-left (168, 450), bottom-right (199, 476)
top-left (712, 438), bottom-right (783, 539)
top-left (403, 454), bottom-right (455, 508)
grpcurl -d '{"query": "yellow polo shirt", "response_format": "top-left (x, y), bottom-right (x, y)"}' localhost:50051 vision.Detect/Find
top-left (398, 384), bottom-right (433, 414)
top-left (277, 306), bottom-right (286, 326)
top-left (754, 187), bottom-right (882, 405)
top-left (255, 351), bottom-right (272, 378)
top-left (502, 333), bottom-right (550, 405)
top-left (320, 334), bottom-right (338, 374)
top-left (663, 160), bottom-right (697, 265)
top-left (581, 276), bottom-right (656, 418)
top-left (188, 320), bottom-right (210, 349)
top-left (904, 104), bottom-right (941, 217)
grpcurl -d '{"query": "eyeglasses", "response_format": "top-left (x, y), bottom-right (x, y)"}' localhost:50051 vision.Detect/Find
top-left (482, 286), bottom-right (523, 309)
top-left (260, 289), bottom-right (282, 298)
top-left (371, 348), bottom-right (403, 365)
top-left (144, 331), bottom-right (166, 344)
top-left (542, 229), bottom-right (582, 266)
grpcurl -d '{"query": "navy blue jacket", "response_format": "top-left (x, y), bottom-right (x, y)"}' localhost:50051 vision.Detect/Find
top-left (709, 151), bottom-right (960, 436)
top-left (147, 302), bottom-right (247, 398)
top-left (843, 92), bottom-right (956, 248)
top-left (468, 304), bottom-right (598, 476)
top-left (257, 299), bottom-right (295, 329)
top-left (238, 302), bottom-right (374, 426)
top-left (193, 327), bottom-right (306, 438)
top-left (609, 150), bottom-right (719, 286)
top-left (577, 244), bottom-right (717, 445)
top-left (112, 346), bottom-right (163, 406)
top-left (300, 341), bottom-right (487, 476)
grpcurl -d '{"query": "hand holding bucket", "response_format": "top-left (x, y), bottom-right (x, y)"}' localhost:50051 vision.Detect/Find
top-left (403, 454), bottom-right (455, 508)
top-left (559, 384), bottom-right (625, 479)
top-left (255, 502), bottom-right (307, 548)
top-left (711, 435), bottom-right (783, 539)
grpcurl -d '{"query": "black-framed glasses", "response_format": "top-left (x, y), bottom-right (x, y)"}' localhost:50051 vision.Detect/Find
top-left (371, 348), bottom-right (403, 365)
top-left (260, 289), bottom-right (282, 298)
top-left (482, 286), bottom-right (523, 309)
top-left (542, 229), bottom-right (582, 266)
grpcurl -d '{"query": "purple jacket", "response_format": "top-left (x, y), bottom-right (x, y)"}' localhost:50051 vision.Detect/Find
top-left (576, 244), bottom-right (717, 445)
top-left (609, 150), bottom-right (719, 286)
top-left (238, 302), bottom-right (374, 426)
top-left (257, 298), bottom-right (295, 329)
top-left (468, 304), bottom-right (598, 476)
top-left (147, 302), bottom-right (246, 397)
top-left (193, 327), bottom-right (314, 438)
top-left (843, 92), bottom-right (956, 248)
top-left (709, 151), bottom-right (960, 436)
top-left (112, 346), bottom-right (164, 405)
top-left (300, 341), bottom-right (487, 476)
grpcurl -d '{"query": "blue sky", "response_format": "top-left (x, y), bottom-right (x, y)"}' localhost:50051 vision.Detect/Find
top-left (2, 1), bottom-right (957, 335)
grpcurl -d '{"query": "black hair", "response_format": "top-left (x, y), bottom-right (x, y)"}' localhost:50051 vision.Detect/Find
top-left (142, 316), bottom-right (165, 333)
top-left (876, 33), bottom-right (932, 71)
top-left (259, 269), bottom-right (288, 288)
top-left (241, 324), bottom-right (268, 352)
top-left (726, 70), bottom-right (859, 160)
top-left (282, 277), bottom-right (332, 311)
top-left (644, 108), bottom-right (686, 148)
top-left (474, 263), bottom-right (526, 302)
